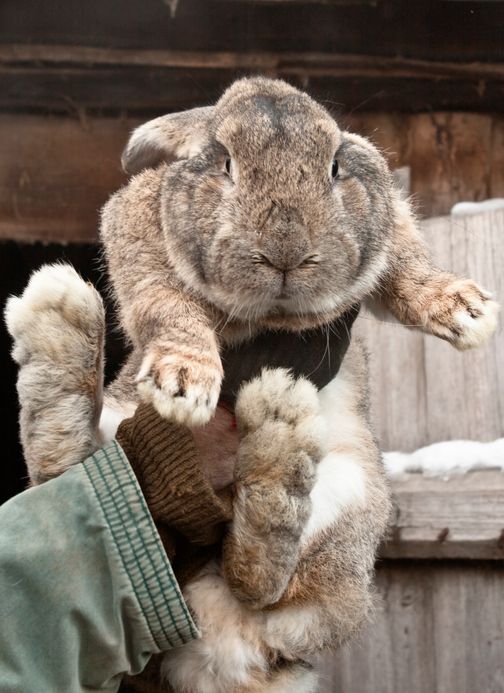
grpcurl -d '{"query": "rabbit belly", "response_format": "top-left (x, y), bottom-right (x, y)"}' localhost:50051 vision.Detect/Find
top-left (162, 562), bottom-right (319, 693)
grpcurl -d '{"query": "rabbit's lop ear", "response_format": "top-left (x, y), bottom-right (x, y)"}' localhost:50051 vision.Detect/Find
top-left (122, 106), bottom-right (213, 175)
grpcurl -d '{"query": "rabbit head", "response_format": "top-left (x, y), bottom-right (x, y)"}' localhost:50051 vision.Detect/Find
top-left (123, 77), bottom-right (398, 321)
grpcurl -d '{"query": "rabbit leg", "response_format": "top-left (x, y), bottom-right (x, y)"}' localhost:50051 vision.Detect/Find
top-left (383, 199), bottom-right (499, 349)
top-left (102, 174), bottom-right (223, 427)
top-left (262, 341), bottom-right (391, 658)
top-left (5, 264), bottom-right (105, 485)
top-left (222, 368), bottom-right (325, 610)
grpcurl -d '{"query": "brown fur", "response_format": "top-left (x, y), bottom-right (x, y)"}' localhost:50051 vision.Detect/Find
top-left (6, 77), bottom-right (498, 692)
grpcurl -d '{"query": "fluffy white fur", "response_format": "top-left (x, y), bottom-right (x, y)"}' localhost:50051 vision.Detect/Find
top-left (99, 405), bottom-right (127, 441)
top-left (301, 452), bottom-right (367, 544)
top-left (452, 299), bottom-right (499, 349)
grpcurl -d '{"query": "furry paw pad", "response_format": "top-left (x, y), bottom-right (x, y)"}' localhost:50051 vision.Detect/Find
top-left (236, 368), bottom-right (319, 430)
top-left (137, 348), bottom-right (223, 426)
top-left (5, 263), bottom-right (104, 365)
top-left (235, 368), bottom-right (325, 463)
top-left (426, 279), bottom-right (499, 350)
top-left (4, 264), bottom-right (105, 484)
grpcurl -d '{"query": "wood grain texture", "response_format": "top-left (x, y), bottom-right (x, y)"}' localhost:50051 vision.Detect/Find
top-left (0, 115), bottom-right (135, 242)
top-left (490, 117), bottom-right (504, 200)
top-left (347, 113), bottom-right (501, 217)
top-left (2, 0), bottom-right (503, 62)
top-left (319, 561), bottom-right (504, 693)
top-left (4, 75), bottom-right (502, 116)
top-left (355, 209), bottom-right (504, 451)
top-left (384, 471), bottom-right (504, 560)
top-left (2, 1), bottom-right (504, 115)
top-left (2, 46), bottom-right (504, 114)
top-left (4, 45), bottom-right (504, 79)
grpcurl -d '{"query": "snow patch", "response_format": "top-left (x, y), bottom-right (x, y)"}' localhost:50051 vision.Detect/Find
top-left (451, 198), bottom-right (504, 216)
top-left (384, 438), bottom-right (504, 480)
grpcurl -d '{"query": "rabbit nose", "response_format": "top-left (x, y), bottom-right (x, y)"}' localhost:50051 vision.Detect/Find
top-left (257, 208), bottom-right (313, 271)
top-left (255, 250), bottom-right (313, 272)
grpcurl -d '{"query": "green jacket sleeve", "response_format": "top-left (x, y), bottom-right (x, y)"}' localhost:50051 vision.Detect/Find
top-left (0, 441), bottom-right (199, 693)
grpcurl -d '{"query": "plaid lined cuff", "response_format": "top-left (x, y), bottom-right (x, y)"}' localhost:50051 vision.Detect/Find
top-left (83, 440), bottom-right (200, 650)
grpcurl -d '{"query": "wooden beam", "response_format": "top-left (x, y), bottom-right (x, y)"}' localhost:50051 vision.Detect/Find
top-left (383, 471), bottom-right (504, 560)
top-left (2, 0), bottom-right (503, 63)
top-left (1, 65), bottom-right (504, 115)
top-left (3, 44), bottom-right (504, 80)
top-left (2, 45), bottom-right (504, 115)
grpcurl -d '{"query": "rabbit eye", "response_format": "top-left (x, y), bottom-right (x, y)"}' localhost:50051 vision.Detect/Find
top-left (331, 158), bottom-right (339, 180)
top-left (222, 154), bottom-right (237, 183)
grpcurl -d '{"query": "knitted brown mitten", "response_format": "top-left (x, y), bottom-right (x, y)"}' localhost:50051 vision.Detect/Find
top-left (116, 403), bottom-right (233, 555)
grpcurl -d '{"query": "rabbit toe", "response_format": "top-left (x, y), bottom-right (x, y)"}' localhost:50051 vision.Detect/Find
top-left (427, 279), bottom-right (499, 350)
top-left (235, 368), bottom-right (324, 448)
top-left (451, 291), bottom-right (499, 350)
top-left (136, 351), bottom-right (221, 426)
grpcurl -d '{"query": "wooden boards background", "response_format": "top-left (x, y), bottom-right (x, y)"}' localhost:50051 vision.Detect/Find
top-left (1, 0), bottom-right (504, 239)
top-left (355, 209), bottom-right (504, 452)
top-left (320, 560), bottom-right (504, 693)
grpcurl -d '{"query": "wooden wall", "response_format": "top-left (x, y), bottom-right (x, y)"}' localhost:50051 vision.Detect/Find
top-left (325, 209), bottom-right (504, 693)
top-left (355, 209), bottom-right (504, 452)
top-left (321, 560), bottom-right (504, 693)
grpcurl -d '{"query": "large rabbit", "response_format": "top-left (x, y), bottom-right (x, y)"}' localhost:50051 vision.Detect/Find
top-left (6, 77), bottom-right (498, 692)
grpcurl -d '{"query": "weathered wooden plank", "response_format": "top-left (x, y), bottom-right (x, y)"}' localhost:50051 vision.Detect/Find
top-left (2, 0), bottom-right (503, 62)
top-left (422, 212), bottom-right (504, 444)
top-left (3, 45), bottom-right (504, 80)
top-left (1, 46), bottom-right (504, 114)
top-left (349, 113), bottom-right (496, 217)
top-left (0, 65), bottom-right (232, 116)
top-left (406, 113), bottom-right (494, 217)
top-left (4, 68), bottom-right (504, 115)
top-left (490, 117), bottom-right (504, 200)
top-left (321, 562), bottom-right (504, 693)
top-left (383, 471), bottom-right (504, 560)
top-left (0, 115), bottom-right (135, 242)
top-left (356, 209), bottom-right (504, 450)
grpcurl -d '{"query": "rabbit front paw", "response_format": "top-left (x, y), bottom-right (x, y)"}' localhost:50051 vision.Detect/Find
top-left (424, 279), bottom-right (499, 350)
top-left (136, 345), bottom-right (223, 426)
